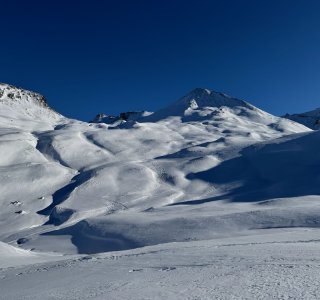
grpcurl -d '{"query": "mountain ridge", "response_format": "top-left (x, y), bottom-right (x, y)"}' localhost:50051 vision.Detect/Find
top-left (0, 83), bottom-right (63, 130)
top-left (0, 83), bottom-right (51, 109)
top-left (283, 107), bottom-right (320, 130)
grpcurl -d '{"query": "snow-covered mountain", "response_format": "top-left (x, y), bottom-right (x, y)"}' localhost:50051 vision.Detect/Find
top-left (2, 83), bottom-right (320, 299)
top-left (95, 88), bottom-right (307, 135)
top-left (283, 107), bottom-right (320, 130)
top-left (0, 83), bottom-right (63, 130)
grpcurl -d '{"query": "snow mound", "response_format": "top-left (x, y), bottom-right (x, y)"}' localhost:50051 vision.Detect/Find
top-left (0, 241), bottom-right (63, 268)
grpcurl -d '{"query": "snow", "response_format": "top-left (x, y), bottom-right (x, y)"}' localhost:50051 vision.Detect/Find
top-left (0, 83), bottom-right (63, 131)
top-left (0, 83), bottom-right (319, 299)
top-left (283, 107), bottom-right (320, 130)
top-left (2, 232), bottom-right (320, 299)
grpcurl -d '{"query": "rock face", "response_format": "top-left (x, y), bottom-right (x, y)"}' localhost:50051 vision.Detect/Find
top-left (283, 108), bottom-right (320, 130)
top-left (91, 113), bottom-right (118, 124)
top-left (91, 111), bottom-right (152, 126)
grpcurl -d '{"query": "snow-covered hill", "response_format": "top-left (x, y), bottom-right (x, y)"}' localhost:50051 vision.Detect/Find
top-left (1, 83), bottom-right (319, 299)
top-left (283, 107), bottom-right (320, 130)
top-left (0, 83), bottom-right (63, 130)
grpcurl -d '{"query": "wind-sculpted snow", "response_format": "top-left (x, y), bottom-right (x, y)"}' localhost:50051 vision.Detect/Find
top-left (1, 84), bottom-right (319, 299)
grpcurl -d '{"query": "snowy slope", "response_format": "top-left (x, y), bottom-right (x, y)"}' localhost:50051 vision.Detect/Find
top-left (283, 107), bottom-right (320, 130)
top-left (142, 88), bottom-right (303, 128)
top-left (0, 83), bottom-right (63, 131)
top-left (1, 83), bottom-right (319, 299)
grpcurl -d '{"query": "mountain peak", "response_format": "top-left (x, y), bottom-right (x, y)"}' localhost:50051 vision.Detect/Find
top-left (0, 83), bottom-right (49, 108)
top-left (186, 87), bottom-right (212, 97)
top-left (174, 88), bottom-right (251, 110)
top-left (0, 83), bottom-right (62, 129)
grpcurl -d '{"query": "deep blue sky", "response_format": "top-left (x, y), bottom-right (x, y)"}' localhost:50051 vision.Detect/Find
top-left (1, 0), bottom-right (320, 120)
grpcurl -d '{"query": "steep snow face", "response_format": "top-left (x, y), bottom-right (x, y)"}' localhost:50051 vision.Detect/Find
top-left (0, 83), bottom-right (63, 131)
top-left (283, 107), bottom-right (320, 130)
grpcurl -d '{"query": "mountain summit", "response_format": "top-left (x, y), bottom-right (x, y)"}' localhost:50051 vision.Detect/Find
top-left (0, 83), bottom-right (50, 108)
top-left (88, 87), bottom-right (309, 137)
top-left (173, 88), bottom-right (251, 110)
top-left (141, 87), bottom-right (268, 123)
top-left (124, 88), bottom-right (309, 140)
top-left (0, 83), bottom-right (62, 130)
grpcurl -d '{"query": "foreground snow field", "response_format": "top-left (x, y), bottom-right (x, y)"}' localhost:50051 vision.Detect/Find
top-left (2, 228), bottom-right (320, 299)
top-left (1, 83), bottom-right (320, 299)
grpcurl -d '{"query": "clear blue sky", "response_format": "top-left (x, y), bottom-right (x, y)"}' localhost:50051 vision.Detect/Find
top-left (1, 0), bottom-right (320, 120)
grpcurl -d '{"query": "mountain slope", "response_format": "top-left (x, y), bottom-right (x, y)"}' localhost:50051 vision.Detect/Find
top-left (1, 83), bottom-right (320, 299)
top-left (0, 84), bottom-right (311, 251)
top-left (0, 83), bottom-right (63, 130)
top-left (283, 107), bottom-right (320, 130)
